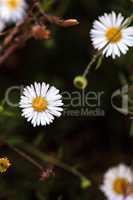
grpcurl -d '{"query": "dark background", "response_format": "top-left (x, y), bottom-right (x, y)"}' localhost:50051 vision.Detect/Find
top-left (0, 0), bottom-right (133, 199)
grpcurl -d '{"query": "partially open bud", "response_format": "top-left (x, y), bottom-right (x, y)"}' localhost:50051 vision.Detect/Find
top-left (31, 25), bottom-right (51, 40)
top-left (73, 75), bottom-right (88, 90)
top-left (63, 19), bottom-right (79, 27)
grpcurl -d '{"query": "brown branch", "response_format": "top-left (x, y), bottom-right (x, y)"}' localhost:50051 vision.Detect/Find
top-left (0, 32), bottom-right (31, 64)
top-left (0, 1), bottom-right (79, 66)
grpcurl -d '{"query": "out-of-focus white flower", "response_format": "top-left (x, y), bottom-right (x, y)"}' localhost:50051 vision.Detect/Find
top-left (0, 0), bottom-right (27, 23)
top-left (0, 19), bottom-right (5, 32)
top-left (101, 164), bottom-right (133, 200)
top-left (90, 11), bottom-right (133, 59)
top-left (126, 196), bottom-right (133, 200)
top-left (19, 82), bottom-right (63, 127)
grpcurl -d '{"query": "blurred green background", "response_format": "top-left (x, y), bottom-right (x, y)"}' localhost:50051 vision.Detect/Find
top-left (0, 0), bottom-right (133, 199)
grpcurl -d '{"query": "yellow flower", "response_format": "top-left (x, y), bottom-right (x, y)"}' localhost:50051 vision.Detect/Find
top-left (0, 157), bottom-right (11, 173)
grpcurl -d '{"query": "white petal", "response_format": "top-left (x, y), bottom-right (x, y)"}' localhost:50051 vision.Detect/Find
top-left (34, 82), bottom-right (41, 96)
top-left (116, 13), bottom-right (124, 27)
top-left (111, 11), bottom-right (117, 26)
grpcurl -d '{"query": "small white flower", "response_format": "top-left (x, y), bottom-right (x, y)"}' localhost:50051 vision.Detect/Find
top-left (90, 11), bottom-right (133, 59)
top-left (0, 0), bottom-right (27, 23)
top-left (19, 82), bottom-right (63, 127)
top-left (101, 164), bottom-right (133, 200)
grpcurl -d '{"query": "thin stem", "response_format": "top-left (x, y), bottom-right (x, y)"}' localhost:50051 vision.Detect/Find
top-left (82, 54), bottom-right (99, 77)
top-left (7, 143), bottom-right (44, 171)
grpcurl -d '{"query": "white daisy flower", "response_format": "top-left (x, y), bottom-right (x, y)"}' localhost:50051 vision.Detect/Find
top-left (90, 11), bottom-right (133, 59)
top-left (101, 164), bottom-right (133, 200)
top-left (19, 82), bottom-right (63, 127)
top-left (0, 0), bottom-right (27, 23)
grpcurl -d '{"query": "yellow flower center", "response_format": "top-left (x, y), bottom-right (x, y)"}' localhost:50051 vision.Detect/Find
top-left (0, 157), bottom-right (11, 173)
top-left (7, 0), bottom-right (20, 10)
top-left (32, 96), bottom-right (48, 112)
top-left (113, 178), bottom-right (128, 194)
top-left (106, 27), bottom-right (122, 43)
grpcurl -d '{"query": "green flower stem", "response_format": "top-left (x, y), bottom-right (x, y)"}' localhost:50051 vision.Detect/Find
top-left (82, 54), bottom-right (101, 77)
top-left (95, 55), bottom-right (104, 70)
top-left (124, 15), bottom-right (133, 28)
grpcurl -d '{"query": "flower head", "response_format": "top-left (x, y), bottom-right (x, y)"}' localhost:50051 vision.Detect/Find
top-left (0, 157), bottom-right (11, 173)
top-left (90, 12), bottom-right (133, 59)
top-left (19, 82), bottom-right (63, 127)
top-left (0, 0), bottom-right (27, 23)
top-left (101, 164), bottom-right (133, 200)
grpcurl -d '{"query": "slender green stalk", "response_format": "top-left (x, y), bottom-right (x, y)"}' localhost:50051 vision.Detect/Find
top-left (82, 54), bottom-right (100, 77)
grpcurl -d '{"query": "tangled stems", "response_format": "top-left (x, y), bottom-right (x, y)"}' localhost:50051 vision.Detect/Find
top-left (24, 144), bottom-right (91, 188)
top-left (25, 144), bottom-right (91, 188)
top-left (74, 14), bottom-right (133, 90)
top-left (0, 0), bottom-right (79, 66)
top-left (5, 140), bottom-right (91, 188)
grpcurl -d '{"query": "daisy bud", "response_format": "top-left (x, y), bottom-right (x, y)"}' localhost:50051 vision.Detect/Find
top-left (73, 76), bottom-right (88, 90)
top-left (63, 19), bottom-right (79, 27)
top-left (81, 178), bottom-right (91, 189)
top-left (0, 157), bottom-right (11, 173)
top-left (31, 25), bottom-right (51, 40)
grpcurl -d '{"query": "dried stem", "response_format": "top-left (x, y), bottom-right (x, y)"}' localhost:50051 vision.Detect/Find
top-left (9, 144), bottom-right (44, 171)
top-left (0, 1), bottom-right (79, 65)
